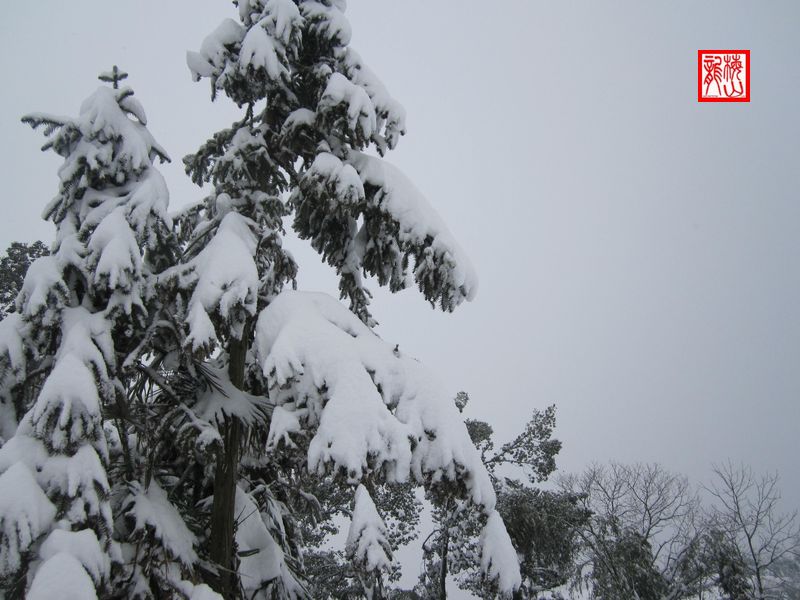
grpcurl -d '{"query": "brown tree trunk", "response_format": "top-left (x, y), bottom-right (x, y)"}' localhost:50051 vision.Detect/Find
top-left (439, 497), bottom-right (451, 600)
top-left (208, 328), bottom-right (249, 599)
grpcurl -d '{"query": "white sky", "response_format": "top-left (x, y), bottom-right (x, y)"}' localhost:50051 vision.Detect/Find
top-left (1, 0), bottom-right (798, 525)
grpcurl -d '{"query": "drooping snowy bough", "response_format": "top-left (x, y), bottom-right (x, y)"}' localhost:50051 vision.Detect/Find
top-left (256, 291), bottom-right (520, 594)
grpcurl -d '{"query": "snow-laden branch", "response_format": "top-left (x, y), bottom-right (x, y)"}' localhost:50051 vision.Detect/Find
top-left (255, 290), bottom-right (520, 593)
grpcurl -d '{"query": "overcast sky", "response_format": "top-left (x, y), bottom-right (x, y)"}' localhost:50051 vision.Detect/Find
top-left (1, 0), bottom-right (798, 520)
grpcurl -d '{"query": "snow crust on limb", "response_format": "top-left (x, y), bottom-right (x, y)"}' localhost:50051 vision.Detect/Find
top-left (0, 314), bottom-right (26, 376)
top-left (346, 484), bottom-right (392, 573)
top-left (86, 207), bottom-right (142, 294)
top-left (348, 151), bottom-right (478, 305)
top-left (167, 212), bottom-right (259, 351)
top-left (0, 463), bottom-right (56, 576)
top-left (126, 481), bottom-right (198, 567)
top-left (31, 354), bottom-right (101, 451)
top-left (174, 581), bottom-right (224, 600)
top-left (238, 0), bottom-right (302, 81)
top-left (0, 314), bottom-right (28, 440)
top-left (301, 0), bottom-right (351, 46)
top-left (319, 72), bottom-right (377, 139)
top-left (480, 510), bottom-right (523, 595)
top-left (256, 290), bottom-right (493, 506)
top-left (25, 86), bottom-right (168, 227)
top-left (187, 19), bottom-right (245, 81)
top-left (240, 24), bottom-right (286, 81)
top-left (27, 552), bottom-right (98, 600)
top-left (292, 147), bottom-right (479, 324)
top-left (39, 529), bottom-right (110, 585)
top-left (15, 255), bottom-right (67, 322)
top-left (305, 151), bottom-right (365, 206)
top-left (340, 48), bottom-right (406, 151)
top-left (191, 364), bottom-right (272, 426)
top-left (190, 0), bottom-right (303, 96)
top-left (266, 404), bottom-right (304, 450)
top-left (234, 487), bottom-right (306, 598)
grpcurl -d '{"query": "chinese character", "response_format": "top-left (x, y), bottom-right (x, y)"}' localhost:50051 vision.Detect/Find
top-left (723, 54), bottom-right (745, 97)
top-left (703, 55), bottom-right (723, 97)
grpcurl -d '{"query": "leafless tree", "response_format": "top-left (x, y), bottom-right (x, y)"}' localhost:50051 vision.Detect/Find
top-left (706, 461), bottom-right (800, 600)
top-left (559, 462), bottom-right (711, 599)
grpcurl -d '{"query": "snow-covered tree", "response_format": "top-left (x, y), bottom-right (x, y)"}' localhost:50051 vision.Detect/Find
top-left (0, 68), bottom-right (172, 598)
top-left (166, 0), bottom-right (516, 597)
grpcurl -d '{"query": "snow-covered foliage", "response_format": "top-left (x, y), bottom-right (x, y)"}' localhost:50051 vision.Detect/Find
top-left (171, 0), bottom-right (516, 595)
top-left (183, 0), bottom-right (475, 331)
top-left (256, 291), bottom-right (494, 506)
top-left (254, 291), bottom-right (521, 592)
top-left (234, 486), bottom-right (307, 599)
top-left (1, 2), bottom-right (519, 597)
top-left (0, 462), bottom-right (56, 576)
top-left (480, 511), bottom-right (523, 593)
top-left (27, 552), bottom-right (98, 600)
top-left (126, 481), bottom-right (198, 567)
top-left (0, 71), bottom-right (171, 598)
top-left (346, 484), bottom-right (393, 599)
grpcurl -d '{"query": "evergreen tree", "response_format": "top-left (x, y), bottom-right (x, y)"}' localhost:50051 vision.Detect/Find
top-left (166, 0), bottom-right (516, 596)
top-left (0, 69), bottom-right (172, 598)
top-left (419, 400), bottom-right (567, 599)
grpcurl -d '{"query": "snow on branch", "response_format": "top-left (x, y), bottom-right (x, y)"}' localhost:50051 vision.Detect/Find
top-left (164, 212), bottom-right (260, 351)
top-left (340, 48), bottom-right (406, 152)
top-left (234, 486), bottom-right (306, 598)
top-left (126, 481), bottom-right (198, 568)
top-left (319, 72), bottom-right (377, 141)
top-left (28, 552), bottom-right (98, 600)
top-left (292, 150), bottom-right (478, 322)
top-left (187, 19), bottom-right (245, 82)
top-left (300, 0), bottom-right (351, 47)
top-left (0, 463), bottom-right (56, 577)
top-left (347, 151), bottom-right (478, 309)
top-left (346, 484), bottom-right (392, 574)
top-left (256, 291), bottom-right (522, 593)
top-left (480, 510), bottom-right (523, 594)
top-left (255, 290), bottom-right (493, 507)
top-left (191, 364), bottom-right (273, 427)
top-left (39, 529), bottom-right (110, 586)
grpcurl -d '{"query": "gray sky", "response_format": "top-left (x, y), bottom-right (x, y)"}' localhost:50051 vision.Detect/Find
top-left (1, 0), bottom-right (798, 517)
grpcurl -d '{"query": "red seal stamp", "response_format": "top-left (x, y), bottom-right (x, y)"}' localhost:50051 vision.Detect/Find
top-left (698, 50), bottom-right (750, 102)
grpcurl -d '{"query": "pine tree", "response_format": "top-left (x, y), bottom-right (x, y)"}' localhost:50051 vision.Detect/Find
top-left (0, 69), bottom-right (172, 597)
top-left (419, 401), bottom-right (566, 598)
top-left (167, 0), bottom-right (515, 597)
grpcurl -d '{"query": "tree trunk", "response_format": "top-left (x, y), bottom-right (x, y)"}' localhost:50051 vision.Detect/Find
top-left (439, 532), bottom-right (448, 600)
top-left (439, 497), bottom-right (451, 600)
top-left (208, 329), bottom-right (249, 599)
